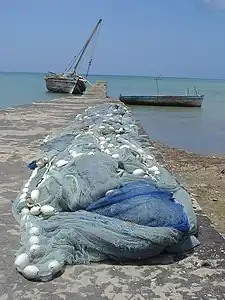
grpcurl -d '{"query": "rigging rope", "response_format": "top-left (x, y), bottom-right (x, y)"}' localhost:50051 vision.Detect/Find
top-left (65, 44), bottom-right (84, 73)
top-left (64, 20), bottom-right (102, 75)
top-left (85, 23), bottom-right (101, 77)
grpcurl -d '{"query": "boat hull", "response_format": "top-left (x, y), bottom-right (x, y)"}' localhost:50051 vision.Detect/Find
top-left (45, 77), bottom-right (86, 94)
top-left (119, 95), bottom-right (204, 107)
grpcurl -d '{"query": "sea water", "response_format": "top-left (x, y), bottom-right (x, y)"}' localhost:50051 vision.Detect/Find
top-left (0, 72), bottom-right (224, 154)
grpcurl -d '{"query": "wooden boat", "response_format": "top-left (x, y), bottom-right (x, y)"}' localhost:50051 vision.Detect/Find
top-left (119, 94), bottom-right (204, 107)
top-left (44, 19), bottom-right (102, 95)
top-left (45, 73), bottom-right (86, 94)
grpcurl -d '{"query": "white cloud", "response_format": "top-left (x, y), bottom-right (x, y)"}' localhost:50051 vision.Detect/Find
top-left (203, 0), bottom-right (225, 9)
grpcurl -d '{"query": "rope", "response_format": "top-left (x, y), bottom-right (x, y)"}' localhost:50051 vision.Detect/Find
top-left (75, 22), bottom-right (101, 74)
top-left (85, 23), bottom-right (101, 77)
top-left (65, 43), bottom-right (86, 73)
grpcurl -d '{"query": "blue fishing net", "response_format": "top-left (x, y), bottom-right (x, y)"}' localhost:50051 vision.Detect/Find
top-left (12, 103), bottom-right (199, 282)
top-left (87, 180), bottom-right (190, 232)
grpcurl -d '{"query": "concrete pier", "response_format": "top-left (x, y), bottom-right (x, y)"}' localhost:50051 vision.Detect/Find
top-left (0, 82), bottom-right (224, 300)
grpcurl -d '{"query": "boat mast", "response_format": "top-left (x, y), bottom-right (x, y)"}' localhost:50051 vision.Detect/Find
top-left (74, 18), bottom-right (102, 72)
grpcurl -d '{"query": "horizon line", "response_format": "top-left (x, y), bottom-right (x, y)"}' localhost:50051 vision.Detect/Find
top-left (0, 70), bottom-right (225, 81)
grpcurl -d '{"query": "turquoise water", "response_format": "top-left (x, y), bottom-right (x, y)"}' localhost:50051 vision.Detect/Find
top-left (0, 72), bottom-right (225, 154)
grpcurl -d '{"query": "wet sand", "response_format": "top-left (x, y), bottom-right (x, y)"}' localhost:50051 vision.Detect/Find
top-left (0, 82), bottom-right (224, 300)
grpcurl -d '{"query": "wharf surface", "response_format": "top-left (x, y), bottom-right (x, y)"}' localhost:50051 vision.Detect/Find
top-left (0, 82), bottom-right (224, 300)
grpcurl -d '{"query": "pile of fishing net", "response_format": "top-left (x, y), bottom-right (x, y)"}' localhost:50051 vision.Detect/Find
top-left (12, 103), bottom-right (199, 281)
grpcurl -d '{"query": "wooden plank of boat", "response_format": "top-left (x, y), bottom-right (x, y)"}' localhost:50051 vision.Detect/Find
top-left (119, 94), bottom-right (204, 107)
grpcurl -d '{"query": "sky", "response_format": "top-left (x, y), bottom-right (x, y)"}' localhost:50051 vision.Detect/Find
top-left (1, 0), bottom-right (225, 78)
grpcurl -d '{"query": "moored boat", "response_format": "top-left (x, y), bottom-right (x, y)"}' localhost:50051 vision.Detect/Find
top-left (45, 72), bottom-right (86, 94)
top-left (44, 19), bottom-right (102, 95)
top-left (119, 94), bottom-right (204, 107)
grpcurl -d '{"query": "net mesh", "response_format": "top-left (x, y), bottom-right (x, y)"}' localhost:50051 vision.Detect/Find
top-left (12, 103), bottom-right (198, 281)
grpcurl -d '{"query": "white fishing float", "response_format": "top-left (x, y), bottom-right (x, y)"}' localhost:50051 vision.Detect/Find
top-left (41, 205), bottom-right (55, 217)
top-left (120, 145), bottom-right (130, 150)
top-left (108, 144), bottom-right (114, 148)
top-left (29, 244), bottom-right (42, 256)
top-left (21, 208), bottom-right (30, 215)
top-left (104, 149), bottom-right (111, 155)
top-left (147, 155), bottom-right (153, 160)
top-left (55, 160), bottom-right (68, 168)
top-left (71, 152), bottom-right (83, 158)
top-left (88, 151), bottom-right (94, 155)
top-left (48, 260), bottom-right (62, 274)
top-left (29, 227), bottom-right (40, 236)
top-left (112, 154), bottom-right (120, 159)
top-left (15, 253), bottom-right (29, 269)
top-left (148, 166), bottom-right (159, 172)
top-left (29, 236), bottom-right (40, 245)
top-left (132, 168), bottom-right (145, 176)
top-left (23, 265), bottom-right (39, 279)
top-left (30, 189), bottom-right (40, 202)
top-left (30, 206), bottom-right (41, 216)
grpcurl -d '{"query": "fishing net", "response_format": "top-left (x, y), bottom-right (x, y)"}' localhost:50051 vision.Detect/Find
top-left (12, 103), bottom-right (199, 281)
